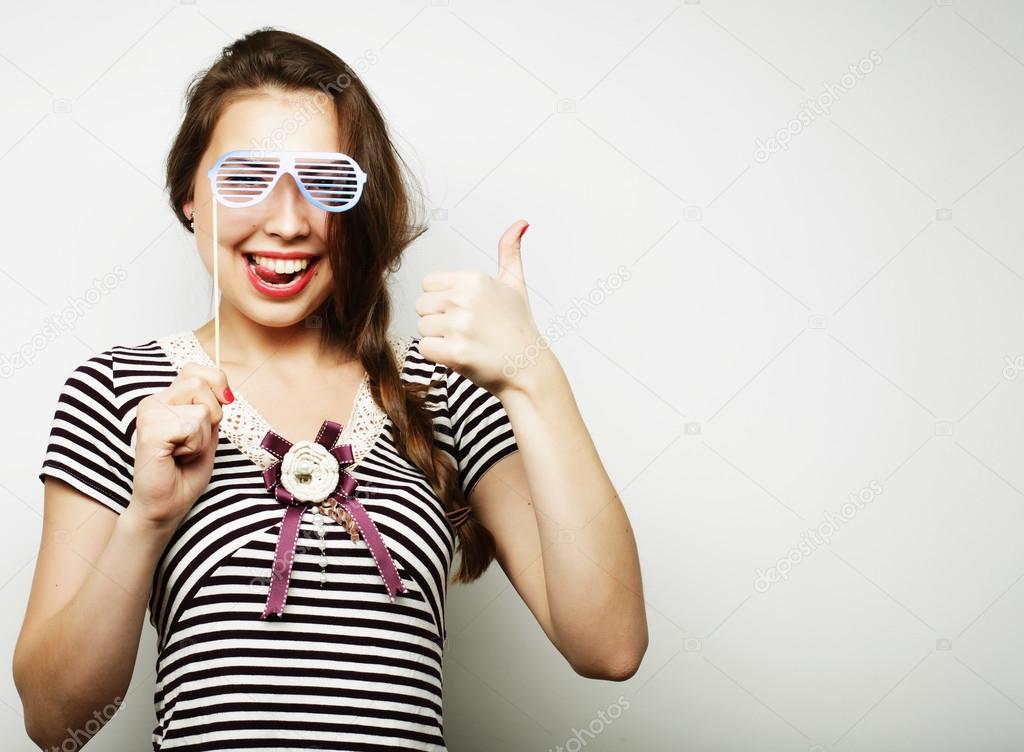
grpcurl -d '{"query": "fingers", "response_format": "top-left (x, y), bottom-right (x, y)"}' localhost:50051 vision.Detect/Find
top-left (176, 362), bottom-right (232, 405)
top-left (142, 362), bottom-right (232, 462)
top-left (421, 269), bottom-right (472, 292)
top-left (499, 220), bottom-right (528, 252)
top-left (136, 398), bottom-right (214, 465)
top-left (168, 403), bottom-right (216, 461)
top-left (416, 312), bottom-right (447, 338)
top-left (496, 220), bottom-right (528, 286)
top-left (161, 363), bottom-right (231, 423)
top-left (415, 291), bottom-right (450, 316)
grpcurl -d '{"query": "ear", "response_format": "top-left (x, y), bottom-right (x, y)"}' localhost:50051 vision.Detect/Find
top-left (182, 200), bottom-right (194, 221)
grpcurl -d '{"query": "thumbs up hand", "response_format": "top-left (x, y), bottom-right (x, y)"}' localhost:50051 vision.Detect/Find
top-left (416, 220), bottom-right (540, 396)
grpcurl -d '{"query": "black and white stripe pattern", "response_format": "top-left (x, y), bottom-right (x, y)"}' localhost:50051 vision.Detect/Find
top-left (38, 333), bottom-right (520, 751)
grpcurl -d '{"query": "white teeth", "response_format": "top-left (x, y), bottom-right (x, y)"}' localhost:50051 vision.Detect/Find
top-left (250, 255), bottom-right (312, 274)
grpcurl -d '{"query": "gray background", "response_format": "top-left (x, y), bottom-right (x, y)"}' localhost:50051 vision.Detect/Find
top-left (2, 0), bottom-right (1024, 750)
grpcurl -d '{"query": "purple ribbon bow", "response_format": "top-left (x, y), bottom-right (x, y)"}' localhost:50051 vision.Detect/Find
top-left (258, 419), bottom-right (407, 619)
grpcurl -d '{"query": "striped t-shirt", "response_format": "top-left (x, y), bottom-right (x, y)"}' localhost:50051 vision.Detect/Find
top-left (38, 329), bottom-right (520, 751)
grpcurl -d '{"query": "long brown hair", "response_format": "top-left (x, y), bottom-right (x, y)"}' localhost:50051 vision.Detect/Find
top-left (164, 27), bottom-right (495, 583)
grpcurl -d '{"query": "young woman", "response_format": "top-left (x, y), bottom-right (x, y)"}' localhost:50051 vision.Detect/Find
top-left (14, 28), bottom-right (647, 751)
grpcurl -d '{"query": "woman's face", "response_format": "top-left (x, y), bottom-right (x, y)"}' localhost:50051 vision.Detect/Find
top-left (184, 89), bottom-right (344, 328)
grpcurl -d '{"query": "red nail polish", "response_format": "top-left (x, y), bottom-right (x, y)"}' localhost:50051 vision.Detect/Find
top-left (518, 223), bottom-right (529, 239)
top-left (224, 386), bottom-right (234, 403)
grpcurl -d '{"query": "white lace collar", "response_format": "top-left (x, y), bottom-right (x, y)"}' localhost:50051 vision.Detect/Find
top-left (155, 329), bottom-right (412, 471)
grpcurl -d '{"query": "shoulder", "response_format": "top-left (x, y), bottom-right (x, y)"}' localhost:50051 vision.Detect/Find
top-left (56, 334), bottom-right (179, 417)
top-left (393, 334), bottom-right (494, 427)
top-left (388, 332), bottom-right (442, 385)
top-left (394, 333), bottom-right (472, 385)
top-left (106, 334), bottom-right (177, 379)
top-left (58, 336), bottom-right (164, 385)
top-left (397, 335), bottom-right (508, 426)
top-left (39, 339), bottom-right (166, 513)
top-left (395, 337), bottom-right (519, 497)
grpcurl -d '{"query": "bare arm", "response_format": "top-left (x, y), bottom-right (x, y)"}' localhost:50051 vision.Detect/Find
top-left (416, 223), bottom-right (647, 680)
top-left (13, 481), bottom-right (176, 748)
top-left (15, 360), bottom-right (231, 748)
top-left (478, 348), bottom-right (649, 681)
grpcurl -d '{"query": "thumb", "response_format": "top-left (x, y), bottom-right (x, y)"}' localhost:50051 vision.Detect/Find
top-left (496, 220), bottom-right (529, 287)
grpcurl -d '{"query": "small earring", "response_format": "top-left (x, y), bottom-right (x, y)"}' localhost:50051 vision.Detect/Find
top-left (189, 213), bottom-right (195, 232)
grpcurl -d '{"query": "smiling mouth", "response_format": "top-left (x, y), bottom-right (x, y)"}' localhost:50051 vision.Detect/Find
top-left (244, 253), bottom-right (322, 286)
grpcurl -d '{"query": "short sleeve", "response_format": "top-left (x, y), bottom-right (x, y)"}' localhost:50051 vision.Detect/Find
top-left (444, 364), bottom-right (520, 498)
top-left (38, 351), bottom-right (134, 514)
